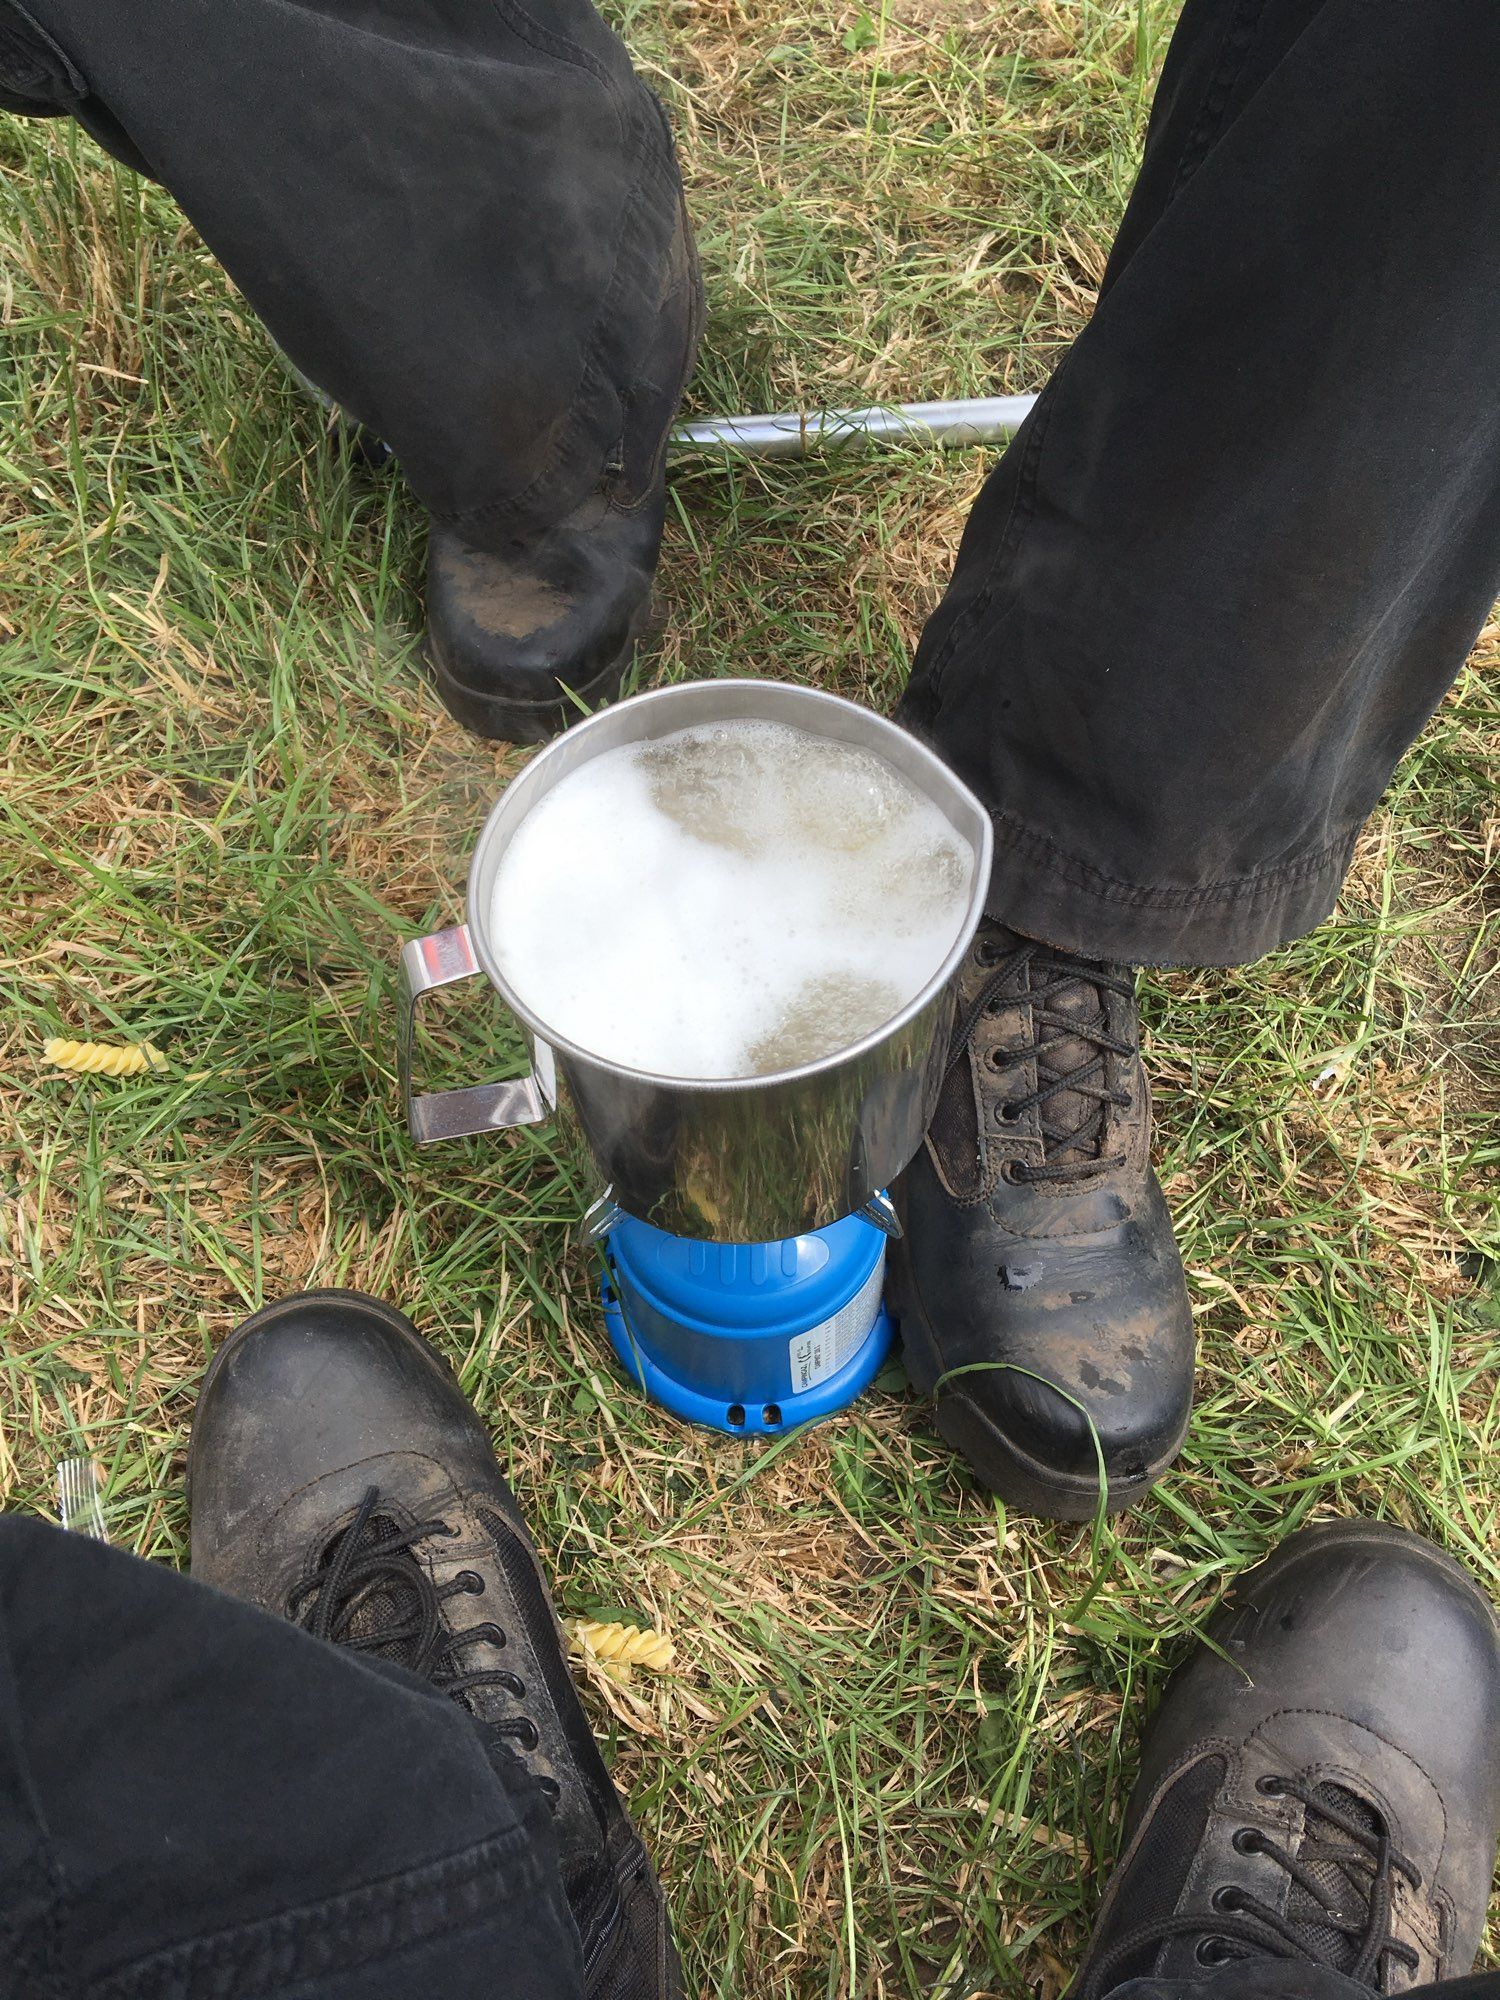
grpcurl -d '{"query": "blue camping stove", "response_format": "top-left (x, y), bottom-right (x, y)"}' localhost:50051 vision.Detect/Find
top-left (601, 1208), bottom-right (895, 1436)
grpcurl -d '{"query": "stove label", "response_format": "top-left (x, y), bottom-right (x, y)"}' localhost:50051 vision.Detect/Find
top-left (790, 1328), bottom-right (838, 1392)
top-left (787, 1257), bottom-right (886, 1395)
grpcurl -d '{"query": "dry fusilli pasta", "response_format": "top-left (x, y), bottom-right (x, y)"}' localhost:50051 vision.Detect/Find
top-left (567, 1617), bottom-right (675, 1684)
top-left (44, 1038), bottom-right (166, 1077)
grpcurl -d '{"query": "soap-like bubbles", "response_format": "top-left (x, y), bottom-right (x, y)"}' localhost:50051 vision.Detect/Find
top-left (490, 719), bottom-right (974, 1079)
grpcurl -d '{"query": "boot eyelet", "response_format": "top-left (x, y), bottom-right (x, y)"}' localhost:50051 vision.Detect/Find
top-left (1196, 1940), bottom-right (1232, 1968)
top-left (1231, 1829), bottom-right (1260, 1856)
top-left (454, 1571), bottom-right (485, 1594)
top-left (995, 1102), bottom-right (1021, 1124)
top-left (1255, 1776), bottom-right (1287, 1798)
top-left (1212, 1888), bottom-right (1243, 1914)
top-left (518, 1718), bottom-right (540, 1750)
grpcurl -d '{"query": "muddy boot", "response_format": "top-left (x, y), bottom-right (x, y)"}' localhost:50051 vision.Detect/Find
top-left (188, 1289), bottom-right (681, 1999)
top-left (425, 198), bottom-right (703, 743)
top-left (1070, 1519), bottom-right (1500, 1998)
top-left (891, 919), bottom-right (1194, 1519)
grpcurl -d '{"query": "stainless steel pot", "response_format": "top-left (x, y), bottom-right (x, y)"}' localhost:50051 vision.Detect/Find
top-left (397, 679), bottom-right (992, 1242)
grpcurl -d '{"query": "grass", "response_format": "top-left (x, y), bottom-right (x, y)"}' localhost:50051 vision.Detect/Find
top-left (1, 1), bottom-right (1497, 1993)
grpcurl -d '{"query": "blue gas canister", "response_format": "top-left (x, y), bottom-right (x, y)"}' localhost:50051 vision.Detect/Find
top-left (601, 1210), bottom-right (895, 1436)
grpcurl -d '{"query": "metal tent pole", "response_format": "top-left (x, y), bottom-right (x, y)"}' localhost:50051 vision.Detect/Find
top-left (669, 392), bottom-right (1038, 459)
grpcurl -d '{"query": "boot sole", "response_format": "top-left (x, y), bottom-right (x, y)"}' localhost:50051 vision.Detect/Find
top-left (891, 1259), bottom-right (1188, 1522)
top-left (424, 606), bottom-right (645, 745)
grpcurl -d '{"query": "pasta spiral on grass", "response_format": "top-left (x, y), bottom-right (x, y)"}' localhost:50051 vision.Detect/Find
top-left (567, 1617), bottom-right (675, 1685)
top-left (43, 1038), bottom-right (166, 1077)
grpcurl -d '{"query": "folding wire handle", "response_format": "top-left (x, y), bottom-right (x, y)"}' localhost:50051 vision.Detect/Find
top-left (398, 924), bottom-right (547, 1145)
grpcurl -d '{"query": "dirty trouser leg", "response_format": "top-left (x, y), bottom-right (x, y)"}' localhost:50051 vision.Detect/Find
top-left (0, 0), bottom-right (683, 554)
top-left (0, 1512), bottom-right (584, 1997)
top-left (901, 0), bottom-right (1500, 966)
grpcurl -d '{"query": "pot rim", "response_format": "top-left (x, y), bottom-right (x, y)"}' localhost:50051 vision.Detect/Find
top-left (464, 677), bottom-right (993, 1094)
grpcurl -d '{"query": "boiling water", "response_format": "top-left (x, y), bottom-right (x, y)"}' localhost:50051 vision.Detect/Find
top-left (488, 719), bottom-right (975, 1079)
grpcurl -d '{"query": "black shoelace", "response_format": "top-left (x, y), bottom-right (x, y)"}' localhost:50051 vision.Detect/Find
top-left (287, 1486), bottom-right (539, 1747)
top-left (1076, 1776), bottom-right (1424, 2000)
top-left (949, 934), bottom-right (1136, 1183)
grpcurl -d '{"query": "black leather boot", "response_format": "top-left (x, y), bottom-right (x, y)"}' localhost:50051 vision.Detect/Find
top-left (1070, 1519), bottom-right (1500, 1998)
top-left (188, 1290), bottom-right (681, 1999)
top-left (424, 197), bottom-right (703, 743)
top-left (891, 919), bottom-right (1194, 1519)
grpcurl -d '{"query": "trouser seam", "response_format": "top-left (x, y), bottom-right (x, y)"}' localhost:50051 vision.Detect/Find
top-left (926, 366), bottom-right (1061, 709)
top-left (924, 0), bottom-right (1273, 721)
top-left (0, 0), bottom-right (86, 98)
top-left (1166, 0), bottom-right (1271, 203)
top-left (431, 96), bottom-right (679, 544)
top-left (264, 0), bottom-right (618, 97)
top-left (609, 174), bottom-right (705, 512)
top-left (986, 804), bottom-right (1361, 910)
top-left (1, 1852), bottom-right (69, 1999)
top-left (87, 1820), bottom-right (550, 2000)
top-left (479, 0), bottom-right (620, 95)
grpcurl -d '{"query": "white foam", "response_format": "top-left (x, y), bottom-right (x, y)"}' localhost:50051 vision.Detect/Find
top-left (488, 719), bottom-right (975, 1079)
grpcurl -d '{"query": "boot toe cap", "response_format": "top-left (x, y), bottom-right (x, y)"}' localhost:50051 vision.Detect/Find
top-left (424, 503), bottom-right (661, 740)
top-left (188, 1291), bottom-right (496, 1569)
top-left (896, 1157), bottom-right (1195, 1517)
top-left (1134, 1520), bottom-right (1500, 1967)
top-left (934, 1291), bottom-right (1194, 1517)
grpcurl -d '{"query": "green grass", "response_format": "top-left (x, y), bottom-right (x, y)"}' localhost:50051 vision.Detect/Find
top-left (2, 2), bottom-right (1498, 1994)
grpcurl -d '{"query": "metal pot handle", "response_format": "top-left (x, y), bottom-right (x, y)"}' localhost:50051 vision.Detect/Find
top-left (856, 1190), bottom-right (902, 1240)
top-left (398, 924), bottom-right (547, 1145)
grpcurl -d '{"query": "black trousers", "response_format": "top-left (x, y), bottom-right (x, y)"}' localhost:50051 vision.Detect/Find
top-left (0, 1515), bottom-right (584, 1998)
top-left (3, 0), bottom-right (1498, 966)
top-left (4, 1513), bottom-right (1499, 2000)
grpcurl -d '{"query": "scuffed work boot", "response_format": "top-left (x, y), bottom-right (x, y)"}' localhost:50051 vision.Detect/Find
top-left (1070, 1519), bottom-right (1500, 1997)
top-left (891, 918), bottom-right (1194, 1520)
top-left (425, 196), bottom-right (704, 743)
top-left (189, 1289), bottom-right (682, 1999)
